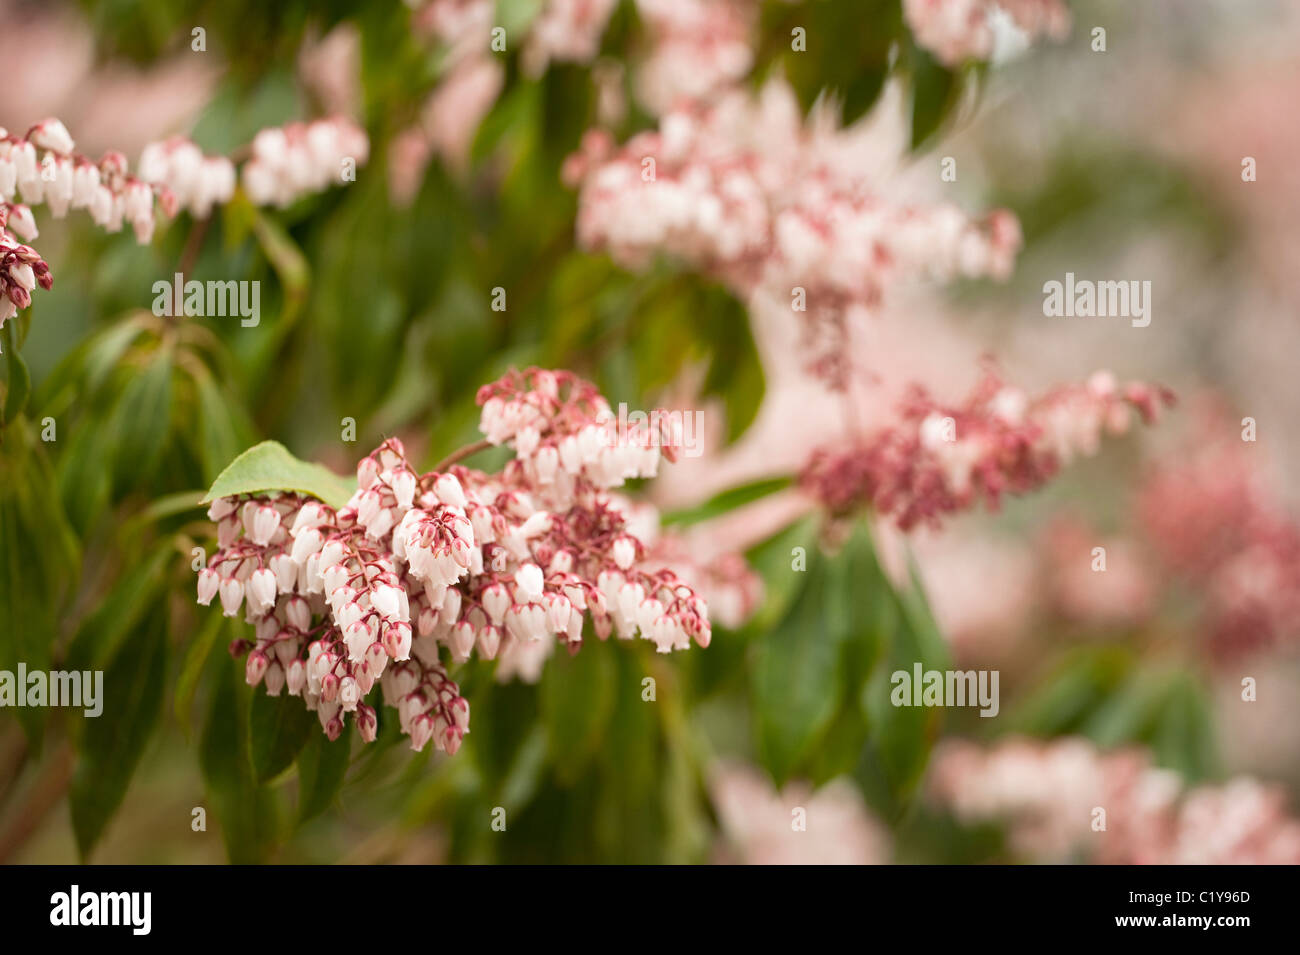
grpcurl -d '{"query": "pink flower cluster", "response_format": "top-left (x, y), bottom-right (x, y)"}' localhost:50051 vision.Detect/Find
top-left (198, 368), bottom-right (714, 752)
top-left (709, 762), bottom-right (891, 865)
top-left (0, 208), bottom-right (52, 329)
top-left (564, 79), bottom-right (1022, 387)
top-left (392, 0), bottom-right (617, 195)
top-left (929, 737), bottom-right (1300, 864)
top-left (903, 0), bottom-right (1071, 67)
top-left (241, 118), bottom-right (370, 208)
top-left (137, 138), bottom-right (236, 219)
top-left (0, 115), bottom-right (368, 328)
top-left (633, 0), bottom-right (755, 115)
top-left (800, 368), bottom-right (1174, 529)
top-left (1, 119), bottom-right (171, 244)
top-left (522, 0), bottom-right (619, 78)
top-left (1137, 424), bottom-right (1300, 659)
top-left (644, 535), bottom-right (762, 631)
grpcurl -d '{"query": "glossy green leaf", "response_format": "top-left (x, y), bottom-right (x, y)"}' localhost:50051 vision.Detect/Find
top-left (751, 542), bottom-right (841, 784)
top-left (200, 440), bottom-right (355, 508)
top-left (200, 660), bottom-right (281, 863)
top-left (69, 605), bottom-right (168, 859)
top-left (111, 349), bottom-right (173, 492)
top-left (296, 723), bottom-right (353, 824)
top-left (249, 690), bottom-right (317, 783)
top-left (539, 637), bottom-right (616, 782)
top-left (2, 322), bottom-right (31, 424)
top-left (175, 611), bottom-right (229, 738)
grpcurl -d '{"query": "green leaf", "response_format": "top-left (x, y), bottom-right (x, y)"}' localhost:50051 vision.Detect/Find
top-left (750, 543), bottom-right (841, 784)
top-left (909, 45), bottom-right (960, 149)
top-left (199, 660), bottom-right (281, 863)
top-left (65, 544), bottom-right (173, 674)
top-left (249, 690), bottom-right (317, 783)
top-left (251, 208), bottom-right (310, 322)
top-left (859, 544), bottom-right (951, 814)
top-left (737, 514), bottom-right (821, 636)
top-left (751, 520), bottom-right (888, 786)
top-left (111, 349), bottom-right (174, 492)
top-left (296, 723), bottom-right (353, 824)
top-left (69, 605), bottom-right (168, 859)
top-left (772, 0), bottom-right (898, 124)
top-left (175, 611), bottom-right (227, 738)
top-left (191, 365), bottom-right (253, 484)
top-left (200, 440), bottom-right (355, 509)
top-left (539, 637), bottom-right (616, 782)
top-left (495, 0), bottom-right (545, 36)
top-left (1009, 646), bottom-right (1136, 736)
top-left (699, 289), bottom-right (766, 442)
top-left (0, 424), bottom-right (79, 748)
top-left (660, 476), bottom-right (793, 527)
top-left (2, 322), bottom-right (31, 424)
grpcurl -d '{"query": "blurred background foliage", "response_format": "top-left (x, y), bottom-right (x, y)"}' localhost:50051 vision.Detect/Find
top-left (0, 0), bottom-right (1269, 863)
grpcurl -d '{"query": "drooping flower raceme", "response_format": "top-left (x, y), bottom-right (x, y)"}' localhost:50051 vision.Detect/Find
top-left (565, 78), bottom-right (1022, 387)
top-left (0, 207), bottom-right (52, 330)
top-left (632, 0), bottom-right (756, 115)
top-left (929, 736), bottom-right (1300, 864)
top-left (136, 138), bottom-right (237, 219)
top-left (800, 368), bottom-right (1174, 530)
top-left (1136, 419), bottom-right (1300, 659)
top-left (3, 119), bottom-right (179, 246)
top-left (903, 0), bottom-right (1071, 68)
top-left (198, 368), bottom-right (715, 754)
top-left (240, 118), bottom-right (370, 208)
top-left (0, 116), bottom-right (368, 331)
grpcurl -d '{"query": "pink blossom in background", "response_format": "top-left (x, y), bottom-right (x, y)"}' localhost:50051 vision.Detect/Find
top-left (0, 112), bottom-right (367, 329)
top-left (394, 0), bottom-right (618, 196)
top-left (911, 531), bottom-right (1037, 662)
top-left (137, 137), bottom-right (236, 219)
top-left (241, 117), bottom-right (370, 208)
top-left (1040, 516), bottom-right (1155, 629)
top-left (644, 532), bottom-right (763, 631)
top-left (567, 78), bottom-right (1021, 388)
top-left (523, 0), bottom-right (618, 77)
top-left (929, 736), bottom-right (1300, 864)
top-left (298, 23), bottom-right (364, 119)
top-left (903, 0), bottom-right (1070, 67)
top-left (0, 0), bottom-right (217, 159)
top-left (1137, 415), bottom-right (1300, 659)
top-left (800, 367), bottom-right (1172, 530)
top-left (710, 763), bottom-right (891, 864)
top-left (633, 0), bottom-right (755, 115)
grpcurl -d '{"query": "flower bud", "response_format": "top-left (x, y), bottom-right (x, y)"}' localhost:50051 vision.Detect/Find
top-left (245, 650), bottom-right (270, 686)
top-left (356, 703), bottom-right (378, 742)
top-left (197, 568), bottom-right (220, 606)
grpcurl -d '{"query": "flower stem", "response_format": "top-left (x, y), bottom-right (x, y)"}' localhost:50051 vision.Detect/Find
top-left (431, 438), bottom-right (492, 472)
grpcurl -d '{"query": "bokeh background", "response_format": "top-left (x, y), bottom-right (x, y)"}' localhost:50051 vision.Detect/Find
top-left (1, 0), bottom-right (1298, 863)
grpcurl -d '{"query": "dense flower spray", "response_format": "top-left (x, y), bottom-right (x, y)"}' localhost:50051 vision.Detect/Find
top-left (929, 736), bottom-right (1300, 864)
top-left (565, 78), bottom-right (1022, 387)
top-left (0, 116), bottom-right (367, 332)
top-left (1136, 432), bottom-right (1300, 658)
top-left (198, 368), bottom-right (716, 753)
top-left (903, 0), bottom-right (1071, 67)
top-left (800, 368), bottom-right (1174, 529)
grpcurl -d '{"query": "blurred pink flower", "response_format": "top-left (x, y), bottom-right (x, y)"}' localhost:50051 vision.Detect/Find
top-left (568, 77), bottom-right (1021, 388)
top-left (633, 0), bottom-right (755, 115)
top-left (710, 762), bottom-right (890, 864)
top-left (800, 367), bottom-right (1172, 530)
top-left (1137, 410), bottom-right (1300, 658)
top-left (1041, 516), bottom-right (1155, 628)
top-left (929, 736), bottom-right (1300, 864)
top-left (903, 0), bottom-right (1070, 67)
